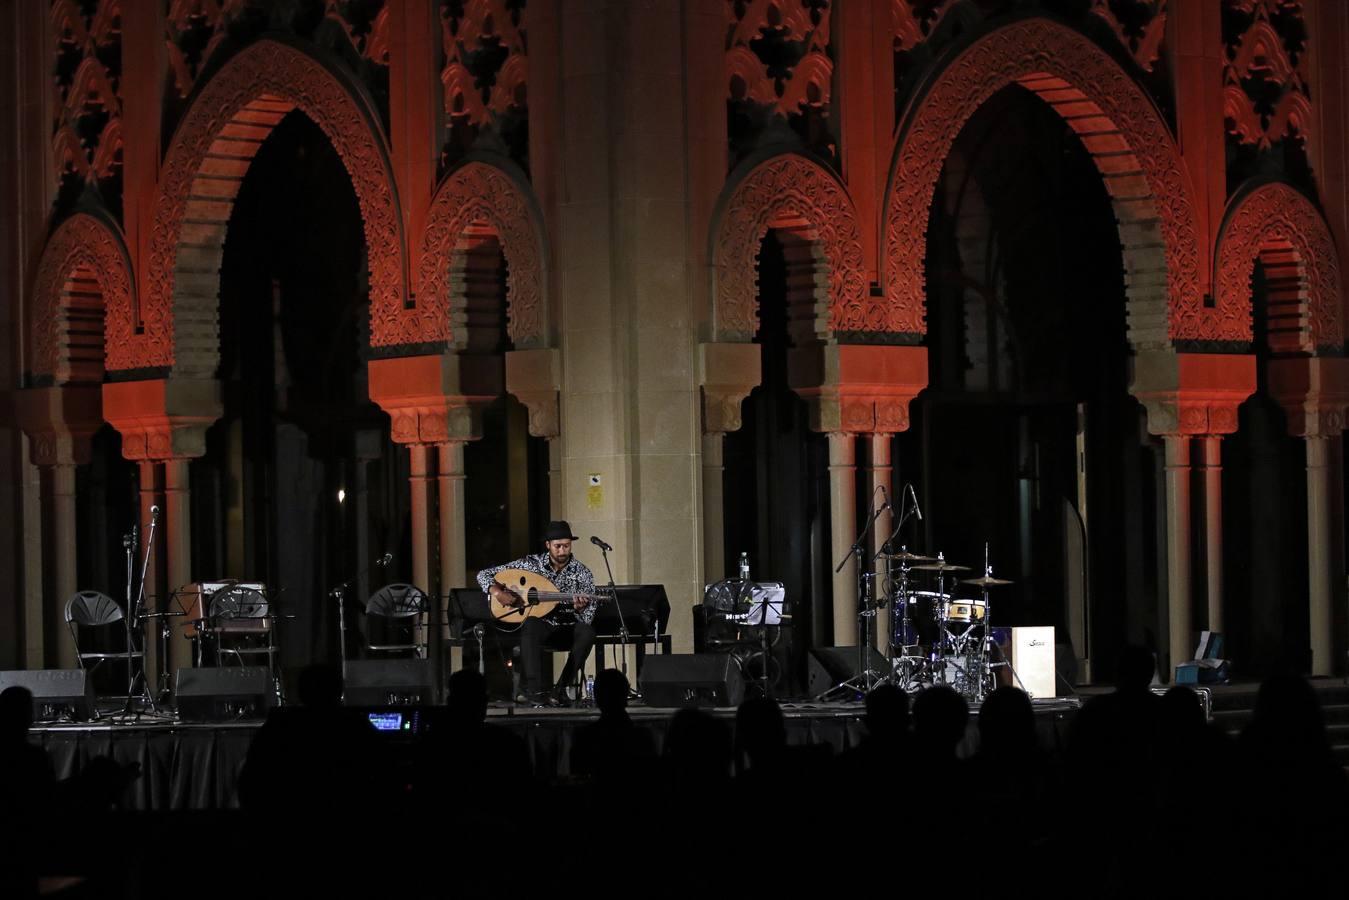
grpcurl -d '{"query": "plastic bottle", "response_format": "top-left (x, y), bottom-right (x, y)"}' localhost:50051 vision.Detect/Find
top-left (739, 551), bottom-right (750, 581)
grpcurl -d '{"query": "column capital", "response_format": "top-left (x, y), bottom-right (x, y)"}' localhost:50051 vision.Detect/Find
top-left (789, 343), bottom-right (928, 434)
top-left (505, 347), bottom-right (561, 438)
top-left (699, 342), bottom-right (761, 434)
top-left (368, 353), bottom-right (497, 445)
top-left (1268, 356), bottom-right (1349, 438)
top-left (1130, 351), bottom-right (1255, 437)
top-left (101, 378), bottom-right (221, 461)
top-left (14, 384), bottom-right (103, 466)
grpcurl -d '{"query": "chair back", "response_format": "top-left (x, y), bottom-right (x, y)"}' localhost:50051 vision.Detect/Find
top-left (65, 590), bottom-right (124, 627)
top-left (365, 583), bottom-right (427, 619)
top-left (209, 585), bottom-right (269, 620)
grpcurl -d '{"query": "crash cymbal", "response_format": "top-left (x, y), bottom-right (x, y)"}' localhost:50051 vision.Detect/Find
top-left (911, 562), bottom-right (971, 573)
top-left (882, 550), bottom-right (935, 562)
top-left (960, 575), bottom-right (1015, 587)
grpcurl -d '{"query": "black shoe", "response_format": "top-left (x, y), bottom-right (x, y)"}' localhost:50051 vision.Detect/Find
top-left (515, 691), bottom-right (549, 708)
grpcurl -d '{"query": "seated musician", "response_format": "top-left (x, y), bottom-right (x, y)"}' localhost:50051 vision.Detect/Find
top-left (475, 521), bottom-right (597, 707)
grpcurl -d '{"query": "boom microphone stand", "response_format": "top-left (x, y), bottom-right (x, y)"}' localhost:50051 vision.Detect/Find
top-left (112, 506), bottom-right (160, 721)
top-left (816, 487), bottom-right (891, 700)
top-left (330, 552), bottom-right (393, 701)
top-left (591, 535), bottom-right (636, 699)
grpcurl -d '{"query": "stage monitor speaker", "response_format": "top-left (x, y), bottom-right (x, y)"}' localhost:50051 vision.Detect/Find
top-left (806, 646), bottom-right (889, 698)
top-left (175, 666), bottom-right (276, 721)
top-left (0, 669), bottom-right (93, 721)
top-left (343, 658), bottom-right (436, 706)
top-left (639, 654), bottom-right (744, 708)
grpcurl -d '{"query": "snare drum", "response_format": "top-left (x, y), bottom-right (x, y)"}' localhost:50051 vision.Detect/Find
top-left (938, 598), bottom-right (986, 623)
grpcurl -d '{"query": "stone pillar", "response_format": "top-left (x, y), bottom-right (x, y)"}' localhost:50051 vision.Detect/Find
top-left (1200, 436), bottom-right (1224, 634)
top-left (700, 432), bottom-right (726, 582)
top-left (870, 433), bottom-right (894, 652)
top-left (49, 463), bottom-right (79, 668)
top-left (829, 432), bottom-right (858, 646)
top-left (1163, 435), bottom-right (1193, 676)
top-left (699, 343), bottom-right (762, 585)
top-left (163, 458), bottom-right (194, 674)
top-left (138, 461), bottom-right (162, 680)
top-left (438, 439), bottom-right (468, 594)
top-left (408, 444), bottom-right (433, 594)
top-left (1306, 435), bottom-right (1334, 675)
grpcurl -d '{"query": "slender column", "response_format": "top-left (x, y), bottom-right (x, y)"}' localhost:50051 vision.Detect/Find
top-left (50, 463), bottom-right (79, 668)
top-left (829, 433), bottom-right (858, 645)
top-left (164, 458), bottom-right (193, 674)
top-left (408, 444), bottom-right (433, 594)
top-left (869, 434), bottom-right (893, 653)
top-left (701, 432), bottom-right (726, 582)
top-left (1163, 435), bottom-right (1193, 678)
top-left (1307, 436), bottom-right (1333, 676)
top-left (1201, 436), bottom-right (1224, 634)
top-left (438, 440), bottom-right (468, 594)
top-left (547, 437), bottom-right (563, 519)
top-left (138, 462), bottom-right (161, 680)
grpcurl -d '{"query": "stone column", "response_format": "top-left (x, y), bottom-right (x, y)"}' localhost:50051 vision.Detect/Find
top-left (1200, 436), bottom-right (1224, 634)
top-left (438, 440), bottom-right (468, 656)
top-left (870, 433), bottom-right (894, 653)
top-left (699, 343), bottom-right (762, 584)
top-left (1163, 435), bottom-right (1193, 676)
top-left (700, 431), bottom-right (726, 582)
top-left (408, 444), bottom-right (433, 594)
top-left (829, 432), bottom-right (858, 646)
top-left (50, 463), bottom-right (79, 668)
top-left (137, 461), bottom-right (162, 681)
top-left (1306, 435), bottom-right (1334, 675)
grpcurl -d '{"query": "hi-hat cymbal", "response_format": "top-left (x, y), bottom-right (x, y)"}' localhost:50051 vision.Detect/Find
top-left (882, 550), bottom-right (934, 562)
top-left (961, 575), bottom-right (1014, 587)
top-left (911, 561), bottom-right (971, 573)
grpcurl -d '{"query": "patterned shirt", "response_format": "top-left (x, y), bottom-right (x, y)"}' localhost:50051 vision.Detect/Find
top-left (476, 552), bottom-right (598, 625)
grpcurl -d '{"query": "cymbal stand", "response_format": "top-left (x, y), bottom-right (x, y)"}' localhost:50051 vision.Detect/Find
top-left (111, 508), bottom-right (162, 722)
top-left (887, 551), bottom-right (927, 691)
top-left (817, 488), bottom-right (892, 700)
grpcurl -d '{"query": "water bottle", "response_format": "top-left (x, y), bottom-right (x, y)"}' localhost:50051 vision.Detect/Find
top-left (584, 674), bottom-right (596, 704)
top-left (739, 551), bottom-right (750, 582)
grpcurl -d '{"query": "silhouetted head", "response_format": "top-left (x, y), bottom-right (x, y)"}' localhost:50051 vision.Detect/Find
top-left (912, 686), bottom-right (968, 757)
top-left (594, 669), bottom-right (629, 716)
top-left (664, 708), bottom-right (732, 782)
top-left (0, 686), bottom-right (33, 743)
top-left (1253, 672), bottom-right (1327, 752)
top-left (1158, 686), bottom-right (1205, 739)
top-left (296, 664), bottom-right (343, 708)
top-left (735, 696), bottom-right (786, 769)
top-left (864, 684), bottom-right (909, 743)
top-left (977, 687), bottom-right (1036, 756)
top-left (447, 669), bottom-right (488, 725)
top-left (1115, 645), bottom-right (1156, 692)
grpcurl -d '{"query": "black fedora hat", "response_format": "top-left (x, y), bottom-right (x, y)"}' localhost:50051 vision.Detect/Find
top-left (541, 520), bottom-right (580, 542)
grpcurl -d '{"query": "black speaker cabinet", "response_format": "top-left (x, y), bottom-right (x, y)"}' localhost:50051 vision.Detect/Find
top-left (0, 669), bottom-right (93, 721)
top-left (806, 646), bottom-right (890, 697)
top-left (175, 666), bottom-right (276, 721)
top-left (639, 653), bottom-right (745, 708)
top-left (343, 658), bottom-right (436, 706)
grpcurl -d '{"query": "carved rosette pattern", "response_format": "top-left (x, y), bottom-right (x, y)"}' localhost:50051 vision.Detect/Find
top-left (1222, 0), bottom-right (1310, 149)
top-left (883, 18), bottom-right (1207, 342)
top-left (124, 39), bottom-right (405, 371)
top-left (726, 0), bottom-right (832, 117)
top-left (713, 154), bottom-right (868, 340)
top-left (51, 0), bottom-right (123, 192)
top-left (440, 0), bottom-right (527, 127)
top-left (1215, 181), bottom-right (1343, 351)
top-left (30, 213), bottom-right (134, 381)
top-left (403, 162), bottom-right (546, 350)
top-left (1090, 0), bottom-right (1168, 72)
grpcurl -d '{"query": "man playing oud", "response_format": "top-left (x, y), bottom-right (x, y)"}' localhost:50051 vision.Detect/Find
top-left (476, 521), bottom-right (597, 707)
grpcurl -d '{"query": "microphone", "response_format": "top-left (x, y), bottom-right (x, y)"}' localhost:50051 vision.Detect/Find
top-left (590, 535), bottom-right (613, 552)
top-left (907, 483), bottom-right (923, 521)
top-left (150, 505), bottom-right (160, 524)
top-left (376, 552), bottom-right (393, 567)
top-left (878, 485), bottom-right (891, 512)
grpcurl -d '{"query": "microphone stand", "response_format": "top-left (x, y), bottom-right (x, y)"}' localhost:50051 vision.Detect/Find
top-left (329, 554), bottom-right (391, 701)
top-left (596, 543), bottom-right (634, 698)
top-left (821, 490), bottom-right (889, 699)
top-left (116, 508), bottom-right (159, 720)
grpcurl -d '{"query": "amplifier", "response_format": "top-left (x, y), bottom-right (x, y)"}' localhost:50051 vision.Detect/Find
top-left (0, 669), bottom-right (93, 721)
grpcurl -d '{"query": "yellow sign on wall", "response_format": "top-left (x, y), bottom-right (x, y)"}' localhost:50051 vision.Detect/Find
top-left (586, 473), bottom-right (602, 510)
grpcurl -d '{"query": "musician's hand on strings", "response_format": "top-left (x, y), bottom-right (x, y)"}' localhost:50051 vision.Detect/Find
top-left (572, 594), bottom-right (590, 611)
top-left (491, 584), bottom-right (524, 609)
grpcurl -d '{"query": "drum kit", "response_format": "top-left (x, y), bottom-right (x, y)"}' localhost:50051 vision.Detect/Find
top-left (818, 542), bottom-right (1018, 705)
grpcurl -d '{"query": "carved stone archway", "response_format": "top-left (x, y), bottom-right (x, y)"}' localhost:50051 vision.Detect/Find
top-left (114, 38), bottom-right (406, 375)
top-left (710, 152), bottom-right (869, 342)
top-left (883, 17), bottom-right (1210, 348)
top-left (28, 211), bottom-right (133, 384)
top-left (409, 160), bottom-right (549, 351)
top-left (1215, 180), bottom-right (1344, 354)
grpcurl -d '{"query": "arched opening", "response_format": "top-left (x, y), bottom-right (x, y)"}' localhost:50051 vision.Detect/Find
top-left (909, 82), bottom-right (1152, 681)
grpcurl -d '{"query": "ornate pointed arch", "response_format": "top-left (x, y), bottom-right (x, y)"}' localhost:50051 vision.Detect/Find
top-left (883, 17), bottom-right (1208, 348)
top-left (408, 160), bottom-right (549, 350)
top-left (710, 153), bottom-right (868, 342)
top-left (1215, 181), bottom-right (1343, 354)
top-left (29, 211), bottom-right (134, 383)
top-left (115, 38), bottom-right (406, 375)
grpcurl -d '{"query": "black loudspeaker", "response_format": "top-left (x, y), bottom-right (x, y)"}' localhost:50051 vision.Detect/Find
top-left (175, 667), bottom-right (276, 721)
top-left (343, 659), bottom-right (436, 706)
top-left (639, 654), bottom-right (744, 708)
top-left (806, 646), bottom-right (890, 697)
top-left (0, 669), bottom-right (93, 721)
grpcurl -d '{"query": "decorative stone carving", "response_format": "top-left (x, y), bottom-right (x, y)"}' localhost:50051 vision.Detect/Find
top-left (698, 342), bottom-right (761, 435)
top-left (124, 38), bottom-right (405, 373)
top-left (1091, 0), bottom-right (1168, 72)
top-left (1214, 181), bottom-right (1342, 353)
top-left (51, 0), bottom-right (123, 205)
top-left (30, 212), bottom-right (135, 383)
top-left (505, 348), bottom-right (561, 438)
top-left (101, 378), bottom-right (223, 461)
top-left (404, 161), bottom-right (547, 350)
top-left (367, 355), bottom-right (494, 446)
top-left (893, 1), bottom-right (957, 54)
top-left (440, 0), bottom-right (526, 127)
top-left (787, 344), bottom-right (928, 434)
top-left (883, 18), bottom-right (1210, 346)
top-left (1222, 0), bottom-right (1310, 149)
top-left (712, 154), bottom-right (868, 341)
top-left (14, 385), bottom-right (103, 467)
top-left (1131, 351), bottom-right (1256, 437)
top-left (1268, 357), bottom-right (1349, 438)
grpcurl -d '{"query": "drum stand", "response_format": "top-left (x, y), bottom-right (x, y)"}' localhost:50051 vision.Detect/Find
top-left (886, 554), bottom-right (928, 692)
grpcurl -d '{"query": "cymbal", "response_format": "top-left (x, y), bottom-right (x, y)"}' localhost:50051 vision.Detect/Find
top-left (882, 550), bottom-right (934, 562)
top-left (911, 562), bottom-right (971, 573)
top-left (961, 575), bottom-right (1014, 587)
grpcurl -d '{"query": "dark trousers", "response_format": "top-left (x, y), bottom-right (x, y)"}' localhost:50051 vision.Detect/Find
top-left (519, 617), bottom-right (596, 695)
